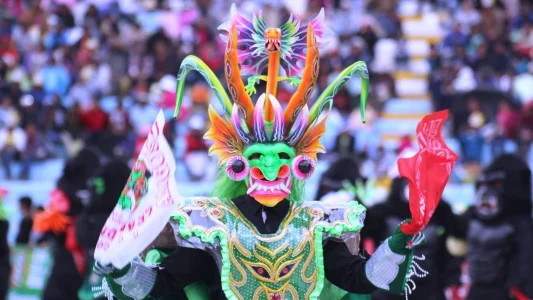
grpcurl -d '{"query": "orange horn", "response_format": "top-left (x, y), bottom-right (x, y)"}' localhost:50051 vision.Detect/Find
top-left (225, 25), bottom-right (255, 130)
top-left (283, 24), bottom-right (319, 132)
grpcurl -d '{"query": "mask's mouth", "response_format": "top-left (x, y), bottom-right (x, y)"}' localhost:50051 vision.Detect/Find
top-left (475, 187), bottom-right (500, 218)
top-left (265, 38), bottom-right (281, 52)
top-left (247, 165), bottom-right (291, 197)
top-left (269, 292), bottom-right (282, 300)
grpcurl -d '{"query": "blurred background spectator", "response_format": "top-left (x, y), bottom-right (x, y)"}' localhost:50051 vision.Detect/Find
top-left (15, 196), bottom-right (33, 245)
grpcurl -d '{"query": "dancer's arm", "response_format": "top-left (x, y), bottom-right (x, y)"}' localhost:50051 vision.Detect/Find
top-left (95, 247), bottom-right (217, 300)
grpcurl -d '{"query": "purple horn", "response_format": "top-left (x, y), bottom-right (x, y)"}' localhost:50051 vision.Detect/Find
top-left (253, 94), bottom-right (268, 142)
top-left (232, 104), bottom-right (253, 144)
top-left (268, 94), bottom-right (285, 142)
top-left (286, 105), bottom-right (309, 145)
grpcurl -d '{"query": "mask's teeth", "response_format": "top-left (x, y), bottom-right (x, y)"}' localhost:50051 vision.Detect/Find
top-left (247, 182), bottom-right (259, 194)
top-left (280, 182), bottom-right (291, 193)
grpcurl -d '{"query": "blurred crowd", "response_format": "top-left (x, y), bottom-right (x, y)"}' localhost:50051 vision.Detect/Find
top-left (430, 0), bottom-right (533, 166)
top-left (0, 0), bottom-right (400, 181)
top-left (0, 0), bottom-right (533, 183)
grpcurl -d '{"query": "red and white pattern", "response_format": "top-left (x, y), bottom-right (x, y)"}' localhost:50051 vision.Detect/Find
top-left (94, 111), bottom-right (182, 269)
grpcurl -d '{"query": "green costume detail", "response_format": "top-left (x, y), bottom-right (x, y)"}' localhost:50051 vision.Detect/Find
top-left (117, 161), bottom-right (149, 210)
top-left (170, 197), bottom-right (366, 300)
top-left (245, 75), bottom-right (301, 96)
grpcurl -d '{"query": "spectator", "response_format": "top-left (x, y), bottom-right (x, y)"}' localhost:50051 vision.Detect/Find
top-left (129, 95), bottom-right (159, 136)
top-left (22, 123), bottom-right (48, 178)
top-left (78, 98), bottom-right (108, 143)
top-left (0, 96), bottom-right (20, 128)
top-left (443, 23), bottom-right (469, 50)
top-left (19, 94), bottom-right (44, 129)
top-left (0, 113), bottom-right (27, 179)
top-left (455, 0), bottom-right (481, 33)
top-left (488, 42), bottom-right (510, 73)
top-left (67, 66), bottom-right (95, 109)
top-left (89, 58), bottom-right (112, 96)
top-left (333, 130), bottom-right (356, 156)
top-left (26, 43), bottom-right (48, 74)
top-left (184, 114), bottom-right (209, 181)
top-left (42, 56), bottom-right (71, 97)
top-left (15, 196), bottom-right (33, 245)
top-left (29, 72), bottom-right (46, 106)
top-left (397, 135), bottom-right (413, 154)
top-left (496, 101), bottom-right (521, 140)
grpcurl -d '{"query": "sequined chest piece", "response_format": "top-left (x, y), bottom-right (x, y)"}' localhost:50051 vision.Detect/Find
top-left (171, 197), bottom-right (366, 300)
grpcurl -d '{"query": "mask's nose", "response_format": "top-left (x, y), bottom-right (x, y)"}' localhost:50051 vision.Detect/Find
top-left (250, 165), bottom-right (290, 181)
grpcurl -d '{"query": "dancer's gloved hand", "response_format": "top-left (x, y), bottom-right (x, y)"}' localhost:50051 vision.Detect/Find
top-left (388, 219), bottom-right (426, 254)
top-left (93, 261), bottom-right (131, 278)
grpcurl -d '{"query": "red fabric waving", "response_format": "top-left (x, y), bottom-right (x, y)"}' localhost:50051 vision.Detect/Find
top-left (398, 110), bottom-right (459, 235)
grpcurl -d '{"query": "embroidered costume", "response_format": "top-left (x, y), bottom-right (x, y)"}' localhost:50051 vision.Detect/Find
top-left (93, 6), bottom-right (458, 300)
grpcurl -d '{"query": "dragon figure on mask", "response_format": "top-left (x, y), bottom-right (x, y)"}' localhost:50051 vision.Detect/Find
top-left (92, 5), bottom-right (459, 300)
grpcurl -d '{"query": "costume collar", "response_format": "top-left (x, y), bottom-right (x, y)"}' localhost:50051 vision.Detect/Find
top-left (234, 194), bottom-right (290, 218)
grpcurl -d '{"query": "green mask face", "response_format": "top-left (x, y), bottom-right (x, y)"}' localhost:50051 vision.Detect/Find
top-left (242, 143), bottom-right (295, 206)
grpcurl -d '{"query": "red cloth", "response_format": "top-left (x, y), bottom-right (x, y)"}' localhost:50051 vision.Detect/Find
top-left (398, 110), bottom-right (459, 235)
top-left (79, 108), bottom-right (108, 132)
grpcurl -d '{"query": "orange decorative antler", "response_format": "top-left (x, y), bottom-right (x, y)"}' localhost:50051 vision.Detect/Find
top-left (225, 25), bottom-right (255, 130)
top-left (284, 24), bottom-right (319, 131)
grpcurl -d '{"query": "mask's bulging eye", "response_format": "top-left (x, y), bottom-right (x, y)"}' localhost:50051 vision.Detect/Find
top-left (279, 152), bottom-right (291, 159)
top-left (292, 155), bottom-right (315, 180)
top-left (248, 153), bottom-right (262, 160)
top-left (225, 156), bottom-right (249, 181)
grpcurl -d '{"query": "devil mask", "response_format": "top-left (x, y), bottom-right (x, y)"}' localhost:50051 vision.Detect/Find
top-left (173, 7), bottom-right (369, 206)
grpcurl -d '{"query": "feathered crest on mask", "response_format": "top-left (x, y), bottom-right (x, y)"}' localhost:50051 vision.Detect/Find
top-left (174, 5), bottom-right (369, 166)
top-left (217, 4), bottom-right (333, 77)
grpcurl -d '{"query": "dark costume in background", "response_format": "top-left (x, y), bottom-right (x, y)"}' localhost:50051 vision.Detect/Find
top-left (34, 148), bottom-right (101, 300)
top-left (15, 196), bottom-right (33, 245)
top-left (76, 159), bottom-right (131, 299)
top-left (362, 177), bottom-right (463, 300)
top-left (315, 156), bottom-right (362, 201)
top-left (465, 154), bottom-right (533, 300)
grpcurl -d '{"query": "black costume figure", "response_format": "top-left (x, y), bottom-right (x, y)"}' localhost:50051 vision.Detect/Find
top-left (76, 159), bottom-right (131, 299)
top-left (36, 148), bottom-right (101, 300)
top-left (465, 154), bottom-right (533, 300)
top-left (315, 156), bottom-right (362, 201)
top-left (362, 177), bottom-right (462, 300)
top-left (15, 196), bottom-right (33, 245)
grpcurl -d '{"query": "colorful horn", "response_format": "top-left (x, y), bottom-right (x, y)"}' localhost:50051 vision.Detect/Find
top-left (253, 94), bottom-right (268, 142)
top-left (308, 61), bottom-right (369, 124)
top-left (225, 25), bottom-right (254, 129)
top-left (283, 23), bottom-right (319, 131)
top-left (268, 94), bottom-right (285, 142)
top-left (286, 105), bottom-right (309, 145)
top-left (231, 104), bottom-right (253, 144)
top-left (174, 55), bottom-right (233, 118)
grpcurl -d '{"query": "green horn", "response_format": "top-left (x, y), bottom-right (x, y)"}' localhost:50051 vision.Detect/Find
top-left (308, 61), bottom-right (369, 123)
top-left (174, 55), bottom-right (233, 118)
